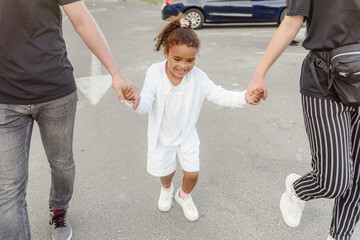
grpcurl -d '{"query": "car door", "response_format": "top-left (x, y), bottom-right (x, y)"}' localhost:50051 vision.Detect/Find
top-left (229, 0), bottom-right (271, 23)
top-left (268, 0), bottom-right (287, 23)
top-left (200, 0), bottom-right (231, 22)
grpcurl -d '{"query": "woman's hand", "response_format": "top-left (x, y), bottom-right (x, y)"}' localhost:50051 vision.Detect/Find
top-left (243, 15), bottom-right (304, 106)
top-left (246, 73), bottom-right (267, 105)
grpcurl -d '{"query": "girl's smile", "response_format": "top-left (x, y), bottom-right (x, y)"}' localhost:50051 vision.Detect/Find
top-left (164, 44), bottom-right (197, 86)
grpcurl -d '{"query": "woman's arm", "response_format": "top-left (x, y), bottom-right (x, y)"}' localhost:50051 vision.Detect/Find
top-left (246, 15), bottom-right (304, 104)
top-left (62, 1), bottom-right (140, 109)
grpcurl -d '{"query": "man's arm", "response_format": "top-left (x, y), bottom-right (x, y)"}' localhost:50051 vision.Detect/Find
top-left (62, 1), bottom-right (139, 109)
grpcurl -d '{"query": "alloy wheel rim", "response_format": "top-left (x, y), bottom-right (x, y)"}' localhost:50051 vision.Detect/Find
top-left (187, 12), bottom-right (200, 28)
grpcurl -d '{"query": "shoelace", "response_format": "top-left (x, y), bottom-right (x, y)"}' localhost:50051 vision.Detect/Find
top-left (49, 211), bottom-right (67, 228)
top-left (184, 198), bottom-right (196, 211)
top-left (161, 190), bottom-right (172, 201)
top-left (288, 194), bottom-right (305, 216)
top-left (290, 193), bottom-right (305, 208)
top-left (288, 207), bottom-right (301, 217)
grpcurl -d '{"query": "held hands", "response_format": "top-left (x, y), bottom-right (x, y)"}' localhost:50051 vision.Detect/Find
top-left (121, 84), bottom-right (140, 110)
top-left (245, 74), bottom-right (267, 105)
top-left (122, 85), bottom-right (135, 101)
top-left (112, 72), bottom-right (140, 110)
top-left (249, 89), bottom-right (264, 103)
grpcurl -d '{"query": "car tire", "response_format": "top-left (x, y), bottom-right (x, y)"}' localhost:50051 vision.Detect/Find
top-left (279, 8), bottom-right (287, 24)
top-left (185, 9), bottom-right (204, 30)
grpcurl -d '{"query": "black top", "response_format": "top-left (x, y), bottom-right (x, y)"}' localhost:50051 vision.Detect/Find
top-left (0, 0), bottom-right (80, 104)
top-left (287, 0), bottom-right (360, 100)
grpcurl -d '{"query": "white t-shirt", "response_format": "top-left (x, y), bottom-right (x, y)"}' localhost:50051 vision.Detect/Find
top-left (158, 78), bottom-right (185, 146)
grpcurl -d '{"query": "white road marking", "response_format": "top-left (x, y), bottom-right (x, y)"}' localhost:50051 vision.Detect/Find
top-left (76, 53), bottom-right (112, 105)
top-left (61, 7), bottom-right (111, 106)
top-left (62, 7), bottom-right (106, 22)
top-left (256, 52), bottom-right (307, 56)
top-left (89, 8), bottom-right (106, 13)
top-left (76, 74), bottom-right (112, 106)
top-left (91, 53), bottom-right (101, 76)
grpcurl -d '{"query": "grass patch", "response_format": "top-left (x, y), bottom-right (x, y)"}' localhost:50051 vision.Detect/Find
top-left (138, 0), bottom-right (163, 5)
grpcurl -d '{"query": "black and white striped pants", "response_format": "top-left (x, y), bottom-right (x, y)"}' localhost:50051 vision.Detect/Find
top-left (293, 95), bottom-right (360, 240)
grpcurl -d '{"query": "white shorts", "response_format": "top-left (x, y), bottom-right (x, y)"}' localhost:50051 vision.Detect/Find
top-left (147, 141), bottom-right (200, 177)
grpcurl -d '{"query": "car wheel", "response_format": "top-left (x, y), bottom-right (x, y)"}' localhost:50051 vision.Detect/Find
top-left (185, 9), bottom-right (204, 30)
top-left (279, 8), bottom-right (287, 24)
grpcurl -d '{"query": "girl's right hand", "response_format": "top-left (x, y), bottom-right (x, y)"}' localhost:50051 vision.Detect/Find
top-left (250, 89), bottom-right (264, 103)
top-left (122, 85), bottom-right (135, 101)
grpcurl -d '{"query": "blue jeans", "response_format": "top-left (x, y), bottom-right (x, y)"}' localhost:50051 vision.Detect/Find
top-left (0, 91), bottom-right (77, 240)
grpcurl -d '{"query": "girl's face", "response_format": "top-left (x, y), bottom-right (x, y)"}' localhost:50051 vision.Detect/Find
top-left (164, 44), bottom-right (197, 84)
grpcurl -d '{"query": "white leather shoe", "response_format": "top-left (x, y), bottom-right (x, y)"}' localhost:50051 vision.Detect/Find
top-left (280, 173), bottom-right (305, 227)
top-left (158, 186), bottom-right (174, 212)
top-left (175, 188), bottom-right (199, 221)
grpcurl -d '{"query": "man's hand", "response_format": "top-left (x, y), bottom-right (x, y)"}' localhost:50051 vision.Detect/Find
top-left (112, 73), bottom-right (140, 110)
top-left (62, 1), bottom-right (141, 109)
top-left (122, 85), bottom-right (134, 101)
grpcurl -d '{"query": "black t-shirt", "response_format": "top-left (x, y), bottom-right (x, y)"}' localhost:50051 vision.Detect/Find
top-left (0, 0), bottom-right (80, 104)
top-left (287, 0), bottom-right (360, 100)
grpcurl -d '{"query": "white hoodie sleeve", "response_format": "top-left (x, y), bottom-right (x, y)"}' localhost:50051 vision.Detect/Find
top-left (126, 66), bottom-right (157, 115)
top-left (203, 73), bottom-right (247, 108)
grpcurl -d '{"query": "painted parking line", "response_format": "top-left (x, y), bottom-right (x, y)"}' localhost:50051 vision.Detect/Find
top-left (62, 7), bottom-right (106, 22)
top-left (62, 7), bottom-right (112, 106)
top-left (256, 52), bottom-right (307, 56)
top-left (75, 53), bottom-right (112, 106)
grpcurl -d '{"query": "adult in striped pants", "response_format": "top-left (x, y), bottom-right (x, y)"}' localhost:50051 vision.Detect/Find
top-left (297, 96), bottom-right (360, 239)
top-left (244, 0), bottom-right (360, 239)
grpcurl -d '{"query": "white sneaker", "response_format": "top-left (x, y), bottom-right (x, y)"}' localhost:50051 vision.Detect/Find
top-left (327, 235), bottom-right (335, 240)
top-left (280, 173), bottom-right (305, 227)
top-left (158, 186), bottom-right (174, 212)
top-left (175, 188), bottom-right (199, 221)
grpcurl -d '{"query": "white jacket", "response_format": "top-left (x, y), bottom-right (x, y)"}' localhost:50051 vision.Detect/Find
top-left (133, 60), bottom-right (247, 151)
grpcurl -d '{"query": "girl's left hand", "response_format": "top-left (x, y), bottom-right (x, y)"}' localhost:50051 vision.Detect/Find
top-left (245, 74), bottom-right (267, 105)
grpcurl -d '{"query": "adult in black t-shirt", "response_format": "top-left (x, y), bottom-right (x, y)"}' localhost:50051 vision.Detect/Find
top-left (286, 0), bottom-right (299, 46)
top-left (0, 1), bottom-right (140, 240)
top-left (245, 0), bottom-right (360, 239)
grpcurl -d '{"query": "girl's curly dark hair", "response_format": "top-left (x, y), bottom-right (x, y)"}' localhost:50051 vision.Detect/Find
top-left (154, 13), bottom-right (200, 52)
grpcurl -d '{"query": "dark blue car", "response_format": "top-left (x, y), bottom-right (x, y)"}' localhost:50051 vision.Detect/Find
top-left (162, 0), bottom-right (287, 29)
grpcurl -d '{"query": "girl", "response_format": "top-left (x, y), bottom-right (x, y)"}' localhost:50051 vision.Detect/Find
top-left (124, 15), bottom-right (262, 221)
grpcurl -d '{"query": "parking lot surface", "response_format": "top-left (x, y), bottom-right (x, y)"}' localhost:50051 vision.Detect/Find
top-left (26, 1), bottom-right (360, 239)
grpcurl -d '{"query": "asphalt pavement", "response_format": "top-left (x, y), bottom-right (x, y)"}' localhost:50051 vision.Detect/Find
top-left (26, 0), bottom-right (360, 239)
